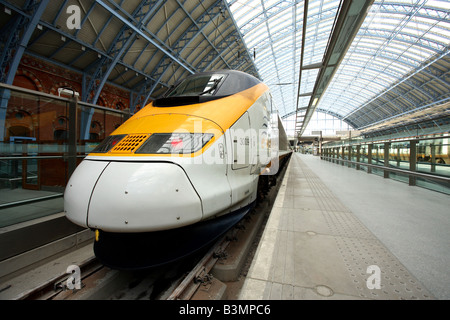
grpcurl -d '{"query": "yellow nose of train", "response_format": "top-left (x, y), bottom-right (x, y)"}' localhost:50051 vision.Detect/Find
top-left (90, 113), bottom-right (222, 158)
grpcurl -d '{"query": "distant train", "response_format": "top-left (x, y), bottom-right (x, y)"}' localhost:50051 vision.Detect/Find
top-left (64, 70), bottom-right (290, 269)
top-left (339, 141), bottom-right (449, 165)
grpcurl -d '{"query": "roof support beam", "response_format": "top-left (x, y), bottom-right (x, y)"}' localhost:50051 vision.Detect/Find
top-left (294, 0), bottom-right (309, 136)
top-left (95, 0), bottom-right (195, 75)
top-left (1, 0), bottom-right (49, 84)
top-left (88, 0), bottom-right (162, 104)
top-left (344, 50), bottom-right (450, 123)
top-left (80, 0), bottom-right (163, 140)
top-left (302, 62), bottom-right (322, 70)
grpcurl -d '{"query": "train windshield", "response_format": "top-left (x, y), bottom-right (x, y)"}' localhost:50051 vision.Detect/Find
top-left (167, 74), bottom-right (225, 97)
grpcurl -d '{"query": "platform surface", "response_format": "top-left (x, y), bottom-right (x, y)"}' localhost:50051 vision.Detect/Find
top-left (239, 153), bottom-right (450, 300)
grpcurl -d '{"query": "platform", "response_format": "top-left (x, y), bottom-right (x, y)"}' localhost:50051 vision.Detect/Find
top-left (239, 153), bottom-right (450, 300)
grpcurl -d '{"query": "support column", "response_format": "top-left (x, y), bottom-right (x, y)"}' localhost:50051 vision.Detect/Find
top-left (356, 145), bottom-right (361, 170)
top-left (367, 144), bottom-right (372, 174)
top-left (348, 145), bottom-right (352, 168)
top-left (431, 143), bottom-right (436, 173)
top-left (384, 142), bottom-right (390, 179)
top-left (0, 88), bottom-right (11, 141)
top-left (409, 140), bottom-right (417, 186)
top-left (68, 95), bottom-right (78, 179)
top-left (336, 147), bottom-right (340, 165)
top-left (319, 131), bottom-right (323, 157)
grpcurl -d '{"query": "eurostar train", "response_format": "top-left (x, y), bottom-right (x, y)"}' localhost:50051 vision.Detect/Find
top-left (64, 70), bottom-right (291, 269)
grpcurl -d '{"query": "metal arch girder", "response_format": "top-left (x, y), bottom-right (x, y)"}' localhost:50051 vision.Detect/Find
top-left (135, 0), bottom-right (258, 101)
top-left (129, 77), bottom-right (158, 114)
top-left (130, 0), bottom-right (226, 105)
top-left (330, 59), bottom-right (447, 103)
top-left (133, 0), bottom-right (201, 76)
top-left (85, 0), bottom-right (163, 105)
top-left (322, 69), bottom-right (434, 109)
top-left (158, 0), bottom-right (227, 74)
top-left (238, 0), bottom-right (301, 36)
top-left (221, 0), bottom-right (259, 76)
top-left (358, 99), bottom-right (450, 133)
top-left (0, 0), bottom-right (50, 142)
top-left (0, 10), bottom-right (25, 83)
top-left (115, 0), bottom-right (225, 102)
top-left (201, 25), bottom-right (250, 71)
top-left (174, 0), bottom-right (231, 68)
top-left (200, 22), bottom-right (249, 70)
top-left (161, 1), bottom-right (229, 74)
top-left (343, 50), bottom-right (450, 123)
top-left (364, 100), bottom-right (408, 121)
top-left (79, 0), bottom-right (163, 140)
top-left (26, 1), bottom-right (102, 63)
top-left (0, 0), bottom-right (50, 84)
top-left (349, 88), bottom-right (450, 129)
top-left (127, 4), bottom-right (189, 78)
top-left (339, 87), bottom-right (417, 123)
top-left (362, 28), bottom-right (448, 54)
top-left (315, 107), bottom-right (350, 122)
top-left (251, 26), bottom-right (298, 59)
top-left (349, 46), bottom-right (437, 74)
top-left (377, 2), bottom-right (450, 21)
top-left (95, 0), bottom-right (195, 75)
top-left (74, 1), bottom-right (98, 38)
top-left (51, 0), bottom-right (70, 25)
top-left (13, 6), bottom-right (155, 86)
top-left (343, 117), bottom-right (360, 130)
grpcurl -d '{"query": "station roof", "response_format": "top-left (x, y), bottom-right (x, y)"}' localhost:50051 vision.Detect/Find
top-left (1, 0), bottom-right (258, 110)
top-left (229, 0), bottom-right (450, 135)
top-left (1, 0), bottom-right (449, 135)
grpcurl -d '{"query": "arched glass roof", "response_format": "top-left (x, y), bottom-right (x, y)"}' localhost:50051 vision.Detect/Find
top-left (228, 0), bottom-right (450, 135)
top-left (1, 0), bottom-right (448, 138)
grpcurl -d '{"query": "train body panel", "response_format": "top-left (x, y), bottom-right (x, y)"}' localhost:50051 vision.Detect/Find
top-left (87, 161), bottom-right (202, 232)
top-left (64, 160), bottom-right (110, 228)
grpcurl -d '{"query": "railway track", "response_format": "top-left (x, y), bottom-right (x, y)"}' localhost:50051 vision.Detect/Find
top-left (13, 209), bottom-right (264, 300)
top-left (11, 155), bottom-right (290, 301)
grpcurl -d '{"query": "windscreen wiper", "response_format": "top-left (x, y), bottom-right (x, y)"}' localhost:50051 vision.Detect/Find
top-left (199, 77), bottom-right (223, 96)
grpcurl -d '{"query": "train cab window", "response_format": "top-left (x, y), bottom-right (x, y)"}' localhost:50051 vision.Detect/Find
top-left (167, 74), bottom-right (225, 97)
top-left (154, 71), bottom-right (261, 107)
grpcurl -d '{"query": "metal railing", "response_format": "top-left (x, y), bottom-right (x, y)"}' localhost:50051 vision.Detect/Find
top-left (320, 155), bottom-right (450, 185)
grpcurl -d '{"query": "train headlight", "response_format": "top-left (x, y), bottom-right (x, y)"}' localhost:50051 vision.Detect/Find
top-left (92, 134), bottom-right (127, 153)
top-left (136, 133), bottom-right (213, 154)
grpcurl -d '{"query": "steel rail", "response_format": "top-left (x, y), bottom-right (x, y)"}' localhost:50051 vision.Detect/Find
top-left (16, 256), bottom-right (100, 300)
top-left (166, 228), bottom-right (238, 300)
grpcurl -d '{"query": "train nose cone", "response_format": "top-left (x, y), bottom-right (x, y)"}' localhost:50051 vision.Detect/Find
top-left (64, 160), bottom-right (109, 228)
top-left (64, 160), bottom-right (203, 232)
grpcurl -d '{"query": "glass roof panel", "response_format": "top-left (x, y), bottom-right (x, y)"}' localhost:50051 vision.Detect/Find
top-left (228, 0), bottom-right (449, 133)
